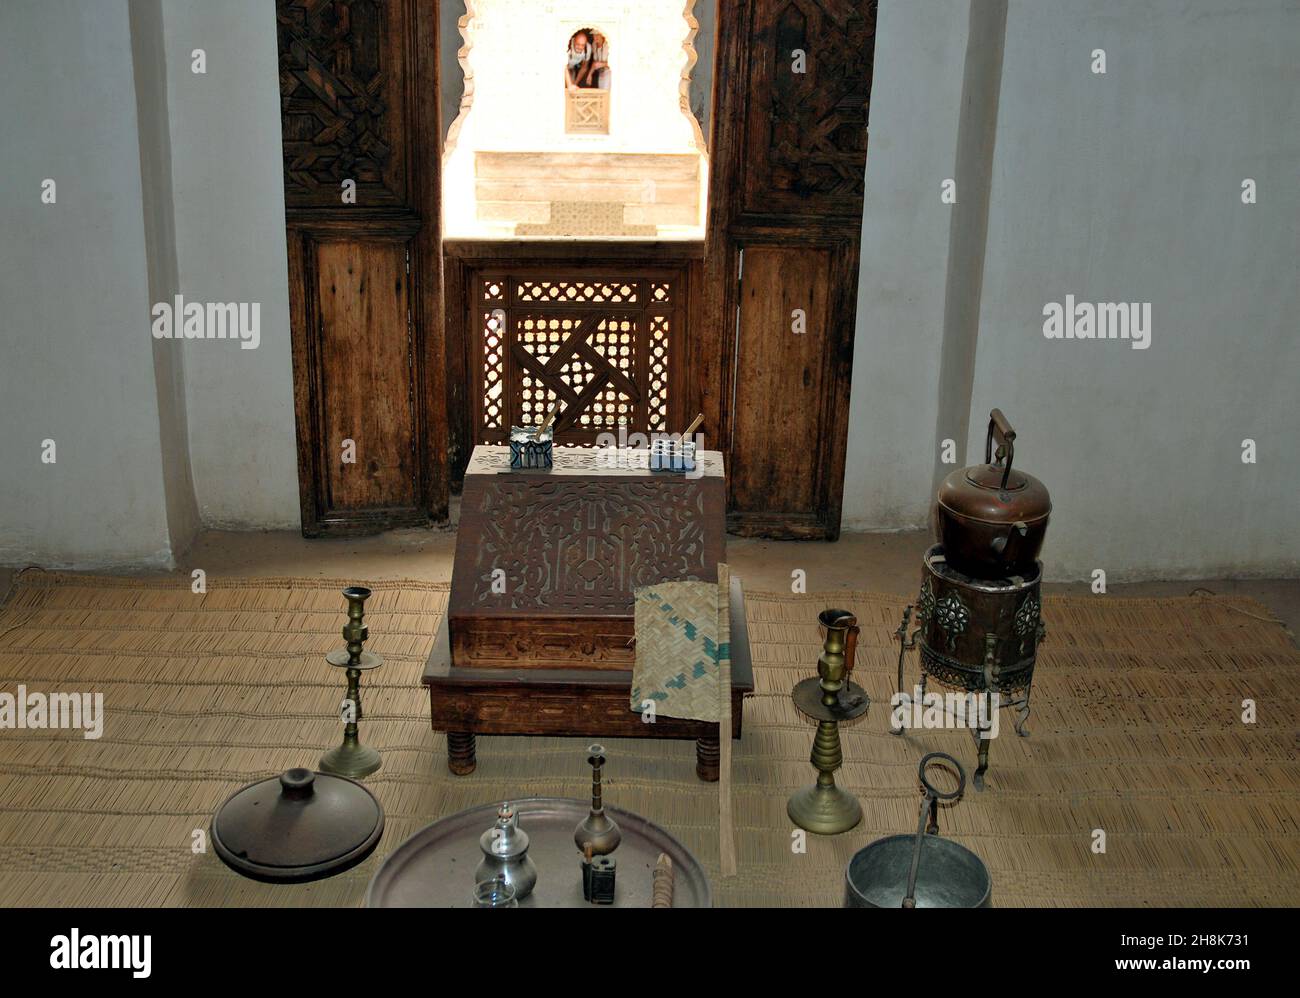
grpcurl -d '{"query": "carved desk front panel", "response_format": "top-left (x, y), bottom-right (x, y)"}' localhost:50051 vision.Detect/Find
top-left (449, 446), bottom-right (725, 668)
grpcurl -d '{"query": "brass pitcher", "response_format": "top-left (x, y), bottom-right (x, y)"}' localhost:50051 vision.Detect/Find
top-left (816, 609), bottom-right (860, 706)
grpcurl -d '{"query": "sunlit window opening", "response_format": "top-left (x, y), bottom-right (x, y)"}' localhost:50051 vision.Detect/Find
top-left (444, 1), bottom-right (709, 240)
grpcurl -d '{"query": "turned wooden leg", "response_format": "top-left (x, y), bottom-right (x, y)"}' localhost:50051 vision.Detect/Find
top-left (447, 731), bottom-right (476, 776)
top-left (695, 736), bottom-right (720, 782)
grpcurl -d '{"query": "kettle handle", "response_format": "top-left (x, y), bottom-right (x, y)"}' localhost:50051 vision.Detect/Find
top-left (983, 409), bottom-right (1017, 490)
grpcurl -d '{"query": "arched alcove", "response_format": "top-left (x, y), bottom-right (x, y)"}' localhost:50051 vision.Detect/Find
top-left (443, 0), bottom-right (709, 239)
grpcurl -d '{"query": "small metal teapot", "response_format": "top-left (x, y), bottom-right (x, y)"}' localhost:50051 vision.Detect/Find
top-left (474, 802), bottom-right (538, 901)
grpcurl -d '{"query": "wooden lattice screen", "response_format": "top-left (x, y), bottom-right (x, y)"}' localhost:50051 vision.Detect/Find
top-left (470, 268), bottom-right (685, 446)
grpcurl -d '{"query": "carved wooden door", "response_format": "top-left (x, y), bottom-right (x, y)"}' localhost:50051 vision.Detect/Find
top-left (705, 0), bottom-right (877, 539)
top-left (277, 0), bottom-right (446, 535)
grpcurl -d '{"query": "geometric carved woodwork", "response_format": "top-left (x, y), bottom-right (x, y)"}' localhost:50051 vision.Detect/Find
top-left (742, 0), bottom-right (877, 217)
top-left (276, 0), bottom-right (412, 210)
top-left (458, 482), bottom-right (716, 613)
top-left (448, 445), bottom-right (725, 669)
top-left (470, 270), bottom-right (683, 447)
top-left (565, 89), bottom-right (611, 135)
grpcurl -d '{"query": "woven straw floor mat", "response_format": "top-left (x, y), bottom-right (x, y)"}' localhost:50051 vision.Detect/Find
top-left (0, 572), bottom-right (1296, 907)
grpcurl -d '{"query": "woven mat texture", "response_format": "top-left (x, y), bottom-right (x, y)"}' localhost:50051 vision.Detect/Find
top-left (0, 572), bottom-right (1297, 907)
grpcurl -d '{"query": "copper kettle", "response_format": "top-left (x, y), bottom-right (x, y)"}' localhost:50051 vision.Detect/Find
top-left (934, 409), bottom-right (1050, 579)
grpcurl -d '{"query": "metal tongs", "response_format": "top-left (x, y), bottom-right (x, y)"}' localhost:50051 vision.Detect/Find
top-left (902, 752), bottom-right (966, 908)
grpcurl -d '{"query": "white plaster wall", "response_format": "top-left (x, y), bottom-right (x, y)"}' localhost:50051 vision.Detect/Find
top-left (0, 0), bottom-right (175, 568)
top-left (841, 0), bottom-right (970, 531)
top-left (4, 1), bottom-right (1297, 580)
top-left (967, 0), bottom-right (1300, 581)
top-left (163, 0), bottom-right (299, 529)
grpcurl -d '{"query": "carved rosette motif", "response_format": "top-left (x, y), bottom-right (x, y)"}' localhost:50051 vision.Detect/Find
top-left (1014, 597), bottom-right (1040, 636)
top-left (933, 593), bottom-right (969, 651)
top-left (1014, 596), bottom-right (1042, 653)
top-left (915, 578), bottom-right (935, 624)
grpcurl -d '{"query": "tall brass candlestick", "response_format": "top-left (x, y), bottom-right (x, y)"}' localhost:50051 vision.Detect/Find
top-left (787, 609), bottom-right (869, 834)
top-left (319, 586), bottom-right (383, 779)
top-left (574, 743), bottom-right (621, 855)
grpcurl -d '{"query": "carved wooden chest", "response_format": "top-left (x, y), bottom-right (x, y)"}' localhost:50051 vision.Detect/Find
top-left (448, 445), bottom-right (726, 669)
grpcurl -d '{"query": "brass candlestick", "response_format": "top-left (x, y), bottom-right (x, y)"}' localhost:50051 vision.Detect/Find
top-left (788, 609), bottom-right (869, 834)
top-left (319, 586), bottom-right (383, 779)
top-left (574, 744), bottom-right (621, 855)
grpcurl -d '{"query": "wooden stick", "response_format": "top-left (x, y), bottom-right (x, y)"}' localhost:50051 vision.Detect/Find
top-left (682, 413), bottom-right (704, 438)
top-left (651, 853), bottom-right (674, 908)
top-left (717, 565), bottom-right (737, 878)
top-left (534, 401), bottom-right (562, 441)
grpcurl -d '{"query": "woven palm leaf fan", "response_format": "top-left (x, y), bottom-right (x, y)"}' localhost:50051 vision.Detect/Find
top-left (631, 564), bottom-right (736, 876)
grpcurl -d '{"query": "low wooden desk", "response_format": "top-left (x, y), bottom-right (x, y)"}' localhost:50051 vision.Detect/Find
top-left (422, 445), bottom-right (752, 780)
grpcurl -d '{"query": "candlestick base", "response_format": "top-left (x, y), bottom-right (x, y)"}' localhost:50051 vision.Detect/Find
top-left (319, 741), bottom-right (382, 780)
top-left (787, 783), bottom-right (862, 836)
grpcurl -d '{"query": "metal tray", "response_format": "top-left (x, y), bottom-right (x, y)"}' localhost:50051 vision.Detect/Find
top-left (365, 797), bottom-right (711, 908)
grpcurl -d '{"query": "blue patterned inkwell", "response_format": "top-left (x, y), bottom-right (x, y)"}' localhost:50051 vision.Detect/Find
top-left (649, 436), bottom-right (696, 473)
top-left (650, 415), bottom-right (703, 473)
top-left (509, 424), bottom-right (553, 470)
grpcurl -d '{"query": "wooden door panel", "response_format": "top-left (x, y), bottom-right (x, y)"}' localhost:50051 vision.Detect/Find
top-left (705, 0), bottom-right (877, 539)
top-left (731, 247), bottom-right (830, 517)
top-left (315, 241), bottom-right (416, 511)
top-left (278, 0), bottom-right (445, 536)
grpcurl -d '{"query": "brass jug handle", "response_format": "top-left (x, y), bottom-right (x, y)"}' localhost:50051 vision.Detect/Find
top-left (843, 622), bottom-right (860, 684)
top-left (984, 408), bottom-right (1017, 489)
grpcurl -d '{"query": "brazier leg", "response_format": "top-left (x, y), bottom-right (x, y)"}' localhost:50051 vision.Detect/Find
top-left (447, 731), bottom-right (477, 776)
top-left (974, 722), bottom-right (990, 792)
top-left (890, 606), bottom-right (912, 736)
top-left (695, 736), bottom-right (720, 782)
top-left (1014, 686), bottom-right (1032, 738)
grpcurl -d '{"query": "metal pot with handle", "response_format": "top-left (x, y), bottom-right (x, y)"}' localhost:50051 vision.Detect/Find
top-left (843, 753), bottom-right (991, 908)
top-left (934, 409), bottom-right (1051, 579)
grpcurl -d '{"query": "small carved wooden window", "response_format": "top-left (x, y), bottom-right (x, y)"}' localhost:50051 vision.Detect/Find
top-left (472, 270), bottom-right (683, 446)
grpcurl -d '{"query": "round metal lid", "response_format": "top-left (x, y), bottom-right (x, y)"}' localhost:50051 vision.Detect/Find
top-left (964, 462), bottom-right (1028, 492)
top-left (937, 464), bottom-right (1051, 524)
top-left (211, 768), bottom-right (384, 883)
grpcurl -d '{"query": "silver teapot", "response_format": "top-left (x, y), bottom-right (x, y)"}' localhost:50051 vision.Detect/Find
top-left (474, 802), bottom-right (538, 901)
